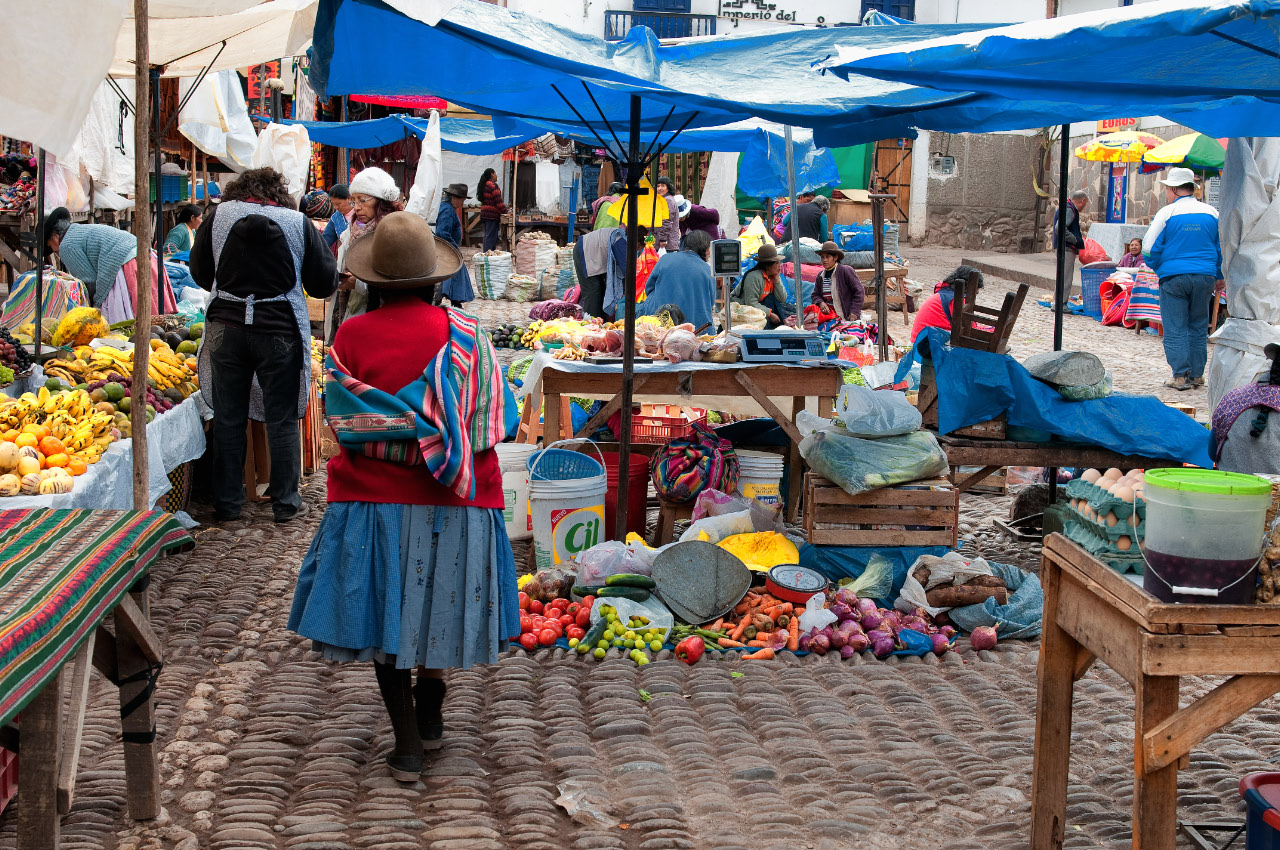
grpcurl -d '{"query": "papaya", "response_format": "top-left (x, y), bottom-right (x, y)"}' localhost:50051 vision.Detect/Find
top-left (52, 307), bottom-right (109, 347)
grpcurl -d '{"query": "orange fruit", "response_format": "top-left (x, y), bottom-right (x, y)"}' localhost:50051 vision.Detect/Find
top-left (66, 457), bottom-right (88, 476)
top-left (14, 433), bottom-right (37, 450)
top-left (21, 423), bottom-right (50, 440)
top-left (0, 431), bottom-right (17, 443)
top-left (44, 453), bottom-right (69, 468)
top-left (38, 437), bottom-right (65, 457)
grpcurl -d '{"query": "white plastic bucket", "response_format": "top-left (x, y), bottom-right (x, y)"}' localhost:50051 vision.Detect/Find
top-left (495, 442), bottom-right (539, 542)
top-left (528, 441), bottom-right (607, 571)
top-left (735, 449), bottom-right (785, 507)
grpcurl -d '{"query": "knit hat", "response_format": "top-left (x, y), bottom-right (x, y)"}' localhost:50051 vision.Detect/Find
top-left (349, 167), bottom-right (400, 202)
top-left (301, 190), bottom-right (333, 220)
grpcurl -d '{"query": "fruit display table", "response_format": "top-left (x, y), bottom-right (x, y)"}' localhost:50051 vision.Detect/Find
top-left (520, 354), bottom-right (843, 519)
top-left (0, 510), bottom-right (192, 850)
top-left (1031, 534), bottom-right (1280, 850)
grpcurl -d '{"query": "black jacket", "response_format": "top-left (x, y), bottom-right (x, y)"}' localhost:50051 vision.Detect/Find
top-left (784, 201), bottom-right (826, 242)
top-left (190, 204), bottom-right (338, 334)
top-left (1054, 201), bottom-right (1083, 251)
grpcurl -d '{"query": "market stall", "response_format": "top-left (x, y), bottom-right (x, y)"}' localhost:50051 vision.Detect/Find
top-left (0, 509), bottom-right (192, 850)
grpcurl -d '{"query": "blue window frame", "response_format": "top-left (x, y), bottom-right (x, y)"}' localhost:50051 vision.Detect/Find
top-left (860, 0), bottom-right (915, 20)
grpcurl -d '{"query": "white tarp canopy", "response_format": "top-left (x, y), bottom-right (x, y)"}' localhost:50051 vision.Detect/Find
top-left (1, 0), bottom-right (129, 159)
top-left (110, 0), bottom-right (316, 79)
top-left (1209, 137), bottom-right (1280, 408)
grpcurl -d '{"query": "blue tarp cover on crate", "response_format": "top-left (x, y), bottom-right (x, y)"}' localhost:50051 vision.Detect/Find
top-left (901, 328), bottom-right (1213, 468)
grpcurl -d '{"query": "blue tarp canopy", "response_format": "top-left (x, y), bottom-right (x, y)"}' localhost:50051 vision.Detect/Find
top-left (260, 114), bottom-right (533, 155)
top-left (821, 0), bottom-right (1280, 138)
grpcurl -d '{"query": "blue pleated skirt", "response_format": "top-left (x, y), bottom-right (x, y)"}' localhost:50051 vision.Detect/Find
top-left (288, 502), bottom-right (520, 669)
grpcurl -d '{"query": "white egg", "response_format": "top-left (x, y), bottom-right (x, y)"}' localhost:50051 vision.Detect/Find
top-left (1127, 469), bottom-right (1143, 479)
top-left (1105, 468), bottom-right (1123, 481)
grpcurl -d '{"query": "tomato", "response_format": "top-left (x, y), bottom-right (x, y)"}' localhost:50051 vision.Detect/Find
top-left (520, 616), bottom-right (533, 633)
top-left (555, 614), bottom-right (570, 627)
top-left (545, 607), bottom-right (563, 621)
top-left (538, 628), bottom-right (557, 646)
top-left (575, 609), bottom-right (591, 628)
top-left (518, 591), bottom-right (530, 610)
top-left (553, 598), bottom-right (570, 610)
top-left (519, 633), bottom-right (538, 650)
top-left (548, 620), bottom-right (563, 635)
top-left (567, 626), bottom-right (585, 641)
top-left (566, 602), bottom-right (580, 615)
top-left (580, 595), bottom-right (595, 608)
top-left (528, 600), bottom-right (544, 615)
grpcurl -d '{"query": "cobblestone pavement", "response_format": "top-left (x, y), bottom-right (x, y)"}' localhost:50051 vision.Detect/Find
top-left (0, 245), bottom-right (1241, 849)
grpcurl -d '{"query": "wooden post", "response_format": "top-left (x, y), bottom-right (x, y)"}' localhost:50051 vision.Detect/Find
top-left (1030, 556), bottom-right (1079, 850)
top-left (16, 672), bottom-right (62, 850)
top-left (116, 588), bottom-right (160, 819)
top-left (132, 0), bottom-right (152, 511)
top-left (1133, 675), bottom-right (1180, 850)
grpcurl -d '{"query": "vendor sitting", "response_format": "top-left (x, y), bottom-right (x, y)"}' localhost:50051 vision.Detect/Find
top-left (1211, 342), bottom-right (1280, 474)
top-left (1119, 237), bottom-right (1149, 270)
top-left (45, 206), bottom-right (177, 323)
top-left (638, 230), bottom-right (716, 334)
top-left (909, 265), bottom-right (983, 343)
top-left (812, 241), bottom-right (864, 321)
top-left (732, 244), bottom-right (793, 329)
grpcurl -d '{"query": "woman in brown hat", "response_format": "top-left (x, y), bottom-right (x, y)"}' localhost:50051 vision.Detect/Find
top-left (434, 183), bottom-right (474, 306)
top-left (289, 212), bottom-right (520, 782)
top-left (814, 240), bottom-right (865, 321)
top-left (732, 243), bottom-right (792, 328)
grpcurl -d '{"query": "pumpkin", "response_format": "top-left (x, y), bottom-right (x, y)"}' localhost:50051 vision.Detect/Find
top-left (52, 307), bottom-right (109, 348)
top-left (0, 474), bottom-right (19, 496)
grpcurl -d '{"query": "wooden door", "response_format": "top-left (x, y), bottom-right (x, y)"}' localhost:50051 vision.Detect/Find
top-left (873, 138), bottom-right (913, 223)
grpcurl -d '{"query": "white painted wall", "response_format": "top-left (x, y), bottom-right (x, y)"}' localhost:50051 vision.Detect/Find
top-left (913, 0), bottom-right (1043, 24)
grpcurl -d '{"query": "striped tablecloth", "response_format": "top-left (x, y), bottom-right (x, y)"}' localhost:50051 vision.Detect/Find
top-left (0, 511), bottom-right (192, 727)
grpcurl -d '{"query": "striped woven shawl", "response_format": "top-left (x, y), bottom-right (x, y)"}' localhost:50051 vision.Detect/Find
top-left (325, 308), bottom-right (517, 500)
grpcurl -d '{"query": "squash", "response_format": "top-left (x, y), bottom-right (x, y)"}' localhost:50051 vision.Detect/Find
top-left (52, 307), bottom-right (109, 348)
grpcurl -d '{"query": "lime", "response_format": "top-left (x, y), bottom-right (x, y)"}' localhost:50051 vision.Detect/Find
top-left (624, 631), bottom-right (636, 641)
top-left (603, 630), bottom-right (615, 641)
top-left (612, 638), bottom-right (624, 647)
top-left (597, 640), bottom-right (608, 649)
top-left (623, 639), bottom-right (634, 649)
top-left (649, 640), bottom-right (662, 651)
top-left (577, 643), bottom-right (590, 654)
top-left (593, 647), bottom-right (606, 659)
top-left (568, 638), bottom-right (579, 648)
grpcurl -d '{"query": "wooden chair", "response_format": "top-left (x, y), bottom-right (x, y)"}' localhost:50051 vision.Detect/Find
top-left (515, 382), bottom-right (572, 445)
top-left (949, 271), bottom-right (1030, 354)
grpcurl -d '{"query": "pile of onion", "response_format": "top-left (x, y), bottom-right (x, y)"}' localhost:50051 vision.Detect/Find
top-left (798, 588), bottom-right (955, 659)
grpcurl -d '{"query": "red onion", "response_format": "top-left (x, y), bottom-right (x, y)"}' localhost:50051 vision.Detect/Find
top-left (845, 632), bottom-right (869, 653)
top-left (838, 620), bottom-right (863, 636)
top-left (830, 602), bottom-right (853, 623)
top-left (902, 618), bottom-right (928, 634)
top-left (940, 625), bottom-right (957, 639)
top-left (880, 611), bottom-right (903, 632)
top-left (970, 626), bottom-right (998, 651)
top-left (870, 635), bottom-right (895, 658)
top-left (930, 633), bottom-right (951, 655)
top-left (855, 598), bottom-right (878, 618)
top-left (833, 588), bottom-right (858, 608)
top-left (797, 632), bottom-right (813, 652)
top-left (810, 633), bottom-right (831, 655)
top-left (861, 609), bottom-right (883, 631)
top-left (839, 644), bottom-right (856, 660)
top-left (819, 625), bottom-right (835, 643)
top-left (829, 629), bottom-right (847, 650)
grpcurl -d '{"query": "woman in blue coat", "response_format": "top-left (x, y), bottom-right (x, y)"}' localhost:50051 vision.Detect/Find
top-left (434, 183), bottom-right (474, 306)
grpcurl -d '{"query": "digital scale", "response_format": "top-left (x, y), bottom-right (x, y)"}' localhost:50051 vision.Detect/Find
top-left (732, 329), bottom-right (827, 363)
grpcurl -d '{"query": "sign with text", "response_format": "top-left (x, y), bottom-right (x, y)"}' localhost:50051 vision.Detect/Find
top-left (1096, 118), bottom-right (1137, 134)
top-left (716, 0), bottom-right (856, 27)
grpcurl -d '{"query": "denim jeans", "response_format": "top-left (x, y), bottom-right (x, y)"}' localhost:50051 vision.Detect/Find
top-left (1158, 273), bottom-right (1216, 378)
top-left (482, 218), bottom-right (500, 252)
top-left (206, 321), bottom-right (304, 518)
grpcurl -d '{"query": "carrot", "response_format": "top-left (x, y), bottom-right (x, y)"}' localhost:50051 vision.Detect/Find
top-left (733, 600), bottom-right (754, 615)
top-left (729, 617), bottom-right (751, 641)
top-left (763, 603), bottom-right (793, 619)
top-left (742, 648), bottom-right (775, 660)
top-left (786, 617), bottom-right (799, 651)
top-left (746, 639), bottom-right (766, 647)
top-left (710, 618), bottom-right (725, 632)
top-left (717, 637), bottom-right (745, 648)
top-left (752, 613), bottom-right (773, 631)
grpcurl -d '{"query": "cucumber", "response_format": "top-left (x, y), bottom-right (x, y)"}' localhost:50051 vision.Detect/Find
top-left (579, 616), bottom-right (609, 653)
top-left (598, 586), bottom-right (652, 602)
top-left (604, 573), bottom-right (657, 590)
top-left (571, 585), bottom-right (607, 598)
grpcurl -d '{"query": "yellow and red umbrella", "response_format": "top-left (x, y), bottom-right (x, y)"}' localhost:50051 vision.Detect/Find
top-left (1074, 131), bottom-right (1166, 164)
top-left (1140, 133), bottom-right (1227, 174)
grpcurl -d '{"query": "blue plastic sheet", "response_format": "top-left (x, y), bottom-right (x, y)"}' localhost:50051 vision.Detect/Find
top-left (259, 114), bottom-right (534, 155)
top-left (832, 223), bottom-right (895, 252)
top-left (908, 328), bottom-right (1213, 467)
top-left (799, 544), bottom-right (952, 604)
top-left (736, 131), bottom-right (840, 199)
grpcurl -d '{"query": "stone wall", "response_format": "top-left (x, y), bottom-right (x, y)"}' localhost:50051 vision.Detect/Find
top-left (918, 131), bottom-right (1043, 253)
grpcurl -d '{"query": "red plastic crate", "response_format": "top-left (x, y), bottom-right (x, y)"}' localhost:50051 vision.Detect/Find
top-left (0, 746), bottom-right (17, 817)
top-left (630, 404), bottom-right (707, 444)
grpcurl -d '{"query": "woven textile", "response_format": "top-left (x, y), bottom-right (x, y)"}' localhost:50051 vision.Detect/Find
top-left (0, 510), bottom-right (192, 726)
top-left (1125, 272), bottom-right (1162, 325)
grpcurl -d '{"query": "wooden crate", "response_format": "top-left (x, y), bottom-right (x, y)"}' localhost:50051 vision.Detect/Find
top-left (803, 473), bottom-right (958, 547)
top-left (917, 362), bottom-right (1007, 439)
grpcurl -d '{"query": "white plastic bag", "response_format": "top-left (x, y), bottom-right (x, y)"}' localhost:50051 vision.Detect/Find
top-left (798, 592), bottom-right (837, 633)
top-left (679, 509), bottom-right (754, 543)
top-left (251, 123), bottom-right (311, 203)
top-left (575, 540), bottom-right (654, 584)
top-left (589, 595), bottom-right (674, 641)
top-left (896, 552), bottom-right (995, 617)
top-left (833, 384), bottom-right (921, 437)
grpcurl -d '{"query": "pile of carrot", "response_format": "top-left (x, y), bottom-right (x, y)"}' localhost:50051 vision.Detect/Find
top-left (703, 590), bottom-right (798, 658)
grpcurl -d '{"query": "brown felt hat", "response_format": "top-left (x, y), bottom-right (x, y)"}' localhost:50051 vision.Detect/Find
top-left (818, 240), bottom-right (845, 260)
top-left (344, 212), bottom-right (463, 288)
top-left (756, 244), bottom-right (780, 265)
top-left (444, 182), bottom-right (470, 199)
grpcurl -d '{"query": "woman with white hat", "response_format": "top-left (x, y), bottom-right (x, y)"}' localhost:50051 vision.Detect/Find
top-left (290, 212), bottom-right (519, 781)
top-left (326, 166), bottom-right (404, 342)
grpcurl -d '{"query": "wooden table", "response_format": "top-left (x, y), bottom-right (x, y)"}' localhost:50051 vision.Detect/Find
top-left (1032, 534), bottom-right (1280, 850)
top-left (531, 360), bottom-right (842, 520)
top-left (857, 264), bottom-right (912, 326)
top-left (0, 510), bottom-right (192, 850)
top-left (936, 433), bottom-right (1181, 493)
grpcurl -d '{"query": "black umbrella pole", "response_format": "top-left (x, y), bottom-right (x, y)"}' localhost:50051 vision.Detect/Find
top-left (1053, 123), bottom-right (1069, 353)
top-left (615, 94), bottom-right (641, 541)
top-left (33, 149), bottom-right (46, 363)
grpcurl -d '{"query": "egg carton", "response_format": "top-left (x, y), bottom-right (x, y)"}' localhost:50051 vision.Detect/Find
top-left (1066, 479), bottom-right (1146, 521)
top-left (1066, 501), bottom-right (1145, 543)
top-left (1064, 520), bottom-right (1144, 568)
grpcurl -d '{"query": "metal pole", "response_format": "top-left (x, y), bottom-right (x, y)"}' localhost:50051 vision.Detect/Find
top-left (1053, 122), bottom-right (1070, 353)
top-left (615, 94), bottom-right (642, 541)
top-left (872, 194), bottom-right (890, 361)
top-left (152, 67), bottom-right (167, 261)
top-left (783, 125), bottom-right (801, 324)
top-left (133, 1), bottom-right (155, 513)
top-left (33, 150), bottom-right (46, 364)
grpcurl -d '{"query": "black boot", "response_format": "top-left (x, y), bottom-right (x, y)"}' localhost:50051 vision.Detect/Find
top-left (414, 677), bottom-right (446, 751)
top-left (374, 662), bottom-right (423, 780)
